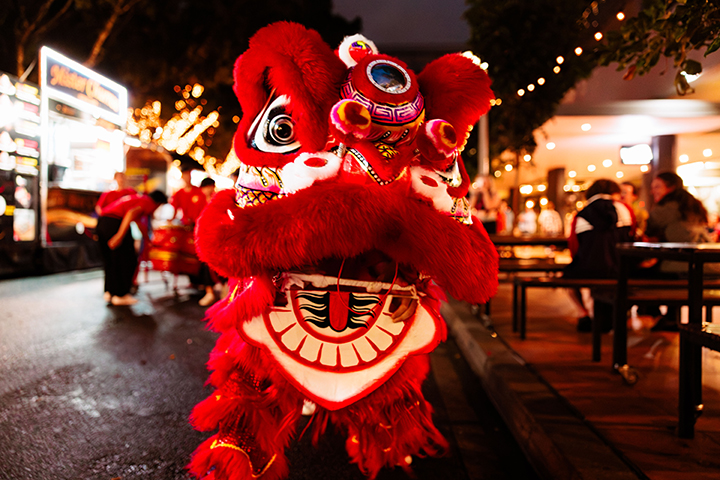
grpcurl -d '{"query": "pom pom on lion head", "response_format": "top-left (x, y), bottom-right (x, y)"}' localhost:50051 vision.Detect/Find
top-left (197, 22), bottom-right (498, 306)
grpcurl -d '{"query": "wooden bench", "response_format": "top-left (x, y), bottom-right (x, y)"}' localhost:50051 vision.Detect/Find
top-left (677, 322), bottom-right (720, 438)
top-left (512, 276), bottom-right (720, 362)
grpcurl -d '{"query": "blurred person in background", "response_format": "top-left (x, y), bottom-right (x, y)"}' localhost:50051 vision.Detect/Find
top-left (171, 164), bottom-right (207, 226)
top-left (640, 171), bottom-right (714, 330)
top-left (498, 199), bottom-right (514, 234)
top-left (538, 201), bottom-right (563, 236)
top-left (200, 177), bottom-right (216, 203)
top-left (95, 171), bottom-right (135, 216)
top-left (469, 175), bottom-right (501, 234)
top-left (97, 190), bottom-right (168, 306)
top-left (197, 176), bottom-right (220, 306)
top-left (516, 203), bottom-right (538, 235)
top-left (620, 181), bottom-right (648, 237)
top-left (564, 179), bottom-right (634, 332)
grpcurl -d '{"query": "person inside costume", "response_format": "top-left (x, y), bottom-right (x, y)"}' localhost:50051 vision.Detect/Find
top-left (186, 23), bottom-right (498, 480)
top-left (564, 179), bottom-right (634, 332)
top-left (97, 190), bottom-right (167, 305)
top-left (95, 171), bottom-right (135, 216)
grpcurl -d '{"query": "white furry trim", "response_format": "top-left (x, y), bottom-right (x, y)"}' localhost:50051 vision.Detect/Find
top-left (279, 151), bottom-right (342, 193)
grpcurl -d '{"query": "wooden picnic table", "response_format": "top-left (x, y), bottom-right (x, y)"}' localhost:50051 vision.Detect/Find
top-left (614, 242), bottom-right (720, 438)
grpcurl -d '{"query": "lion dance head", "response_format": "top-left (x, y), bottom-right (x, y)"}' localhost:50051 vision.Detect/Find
top-left (189, 22), bottom-right (498, 480)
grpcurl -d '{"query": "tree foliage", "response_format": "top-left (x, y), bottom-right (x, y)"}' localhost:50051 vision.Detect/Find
top-left (596, 0), bottom-right (720, 95)
top-left (0, 0), bottom-right (360, 160)
top-left (465, 0), bottom-right (597, 161)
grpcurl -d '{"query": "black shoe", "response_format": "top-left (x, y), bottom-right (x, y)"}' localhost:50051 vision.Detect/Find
top-left (650, 316), bottom-right (679, 332)
top-left (577, 316), bottom-right (592, 332)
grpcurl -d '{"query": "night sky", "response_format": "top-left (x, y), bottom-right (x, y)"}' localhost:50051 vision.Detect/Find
top-left (333, 0), bottom-right (469, 47)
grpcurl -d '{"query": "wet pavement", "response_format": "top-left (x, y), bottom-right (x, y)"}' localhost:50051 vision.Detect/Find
top-left (0, 269), bottom-right (537, 480)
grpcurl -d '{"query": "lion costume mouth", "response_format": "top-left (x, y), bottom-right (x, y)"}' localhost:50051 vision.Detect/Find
top-left (239, 271), bottom-right (444, 410)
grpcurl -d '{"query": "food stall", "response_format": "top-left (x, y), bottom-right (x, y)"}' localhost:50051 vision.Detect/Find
top-left (0, 72), bottom-right (42, 276)
top-left (38, 46), bottom-right (128, 273)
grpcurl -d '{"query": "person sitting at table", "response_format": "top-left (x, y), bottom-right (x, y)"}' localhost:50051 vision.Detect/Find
top-left (564, 179), bottom-right (634, 332)
top-left (640, 171), bottom-right (714, 330)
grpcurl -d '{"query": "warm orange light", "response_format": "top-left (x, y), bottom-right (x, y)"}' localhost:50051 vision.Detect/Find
top-left (616, 12), bottom-right (625, 21)
top-left (594, 32), bottom-right (603, 41)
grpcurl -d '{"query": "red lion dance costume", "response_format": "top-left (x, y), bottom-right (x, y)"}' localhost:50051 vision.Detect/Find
top-left (189, 22), bottom-right (498, 480)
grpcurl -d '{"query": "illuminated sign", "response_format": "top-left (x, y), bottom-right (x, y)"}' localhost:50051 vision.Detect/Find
top-left (40, 47), bottom-right (127, 126)
top-left (620, 144), bottom-right (653, 165)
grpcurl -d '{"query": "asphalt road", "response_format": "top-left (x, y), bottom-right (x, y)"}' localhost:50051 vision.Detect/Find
top-left (0, 269), bottom-right (537, 480)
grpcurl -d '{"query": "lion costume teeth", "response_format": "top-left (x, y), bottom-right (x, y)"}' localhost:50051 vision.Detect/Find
top-left (188, 21), bottom-right (498, 480)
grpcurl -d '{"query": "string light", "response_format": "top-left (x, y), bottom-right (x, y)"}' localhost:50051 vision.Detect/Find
top-left (537, 77), bottom-right (545, 85)
top-left (553, 66), bottom-right (561, 74)
top-left (556, 56), bottom-right (564, 64)
top-left (679, 154), bottom-right (689, 163)
top-left (527, 84), bottom-right (535, 91)
top-left (594, 32), bottom-right (603, 41)
top-left (523, 154), bottom-right (532, 161)
top-left (616, 12), bottom-right (625, 21)
top-left (517, 88), bottom-right (526, 96)
top-left (575, 47), bottom-right (583, 56)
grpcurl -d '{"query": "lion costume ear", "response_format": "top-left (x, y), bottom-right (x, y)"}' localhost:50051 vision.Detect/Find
top-left (231, 22), bottom-right (348, 167)
top-left (417, 53), bottom-right (494, 153)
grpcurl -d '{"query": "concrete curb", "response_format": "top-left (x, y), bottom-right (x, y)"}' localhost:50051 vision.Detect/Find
top-left (441, 300), bottom-right (641, 480)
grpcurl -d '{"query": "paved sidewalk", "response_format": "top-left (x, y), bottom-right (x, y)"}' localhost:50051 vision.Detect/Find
top-left (443, 282), bottom-right (720, 480)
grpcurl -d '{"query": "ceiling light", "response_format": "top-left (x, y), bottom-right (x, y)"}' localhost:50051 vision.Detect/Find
top-left (537, 184), bottom-right (546, 192)
top-left (525, 200), bottom-right (535, 209)
top-left (602, 159), bottom-right (612, 167)
top-left (519, 184), bottom-right (533, 194)
top-left (616, 171), bottom-right (624, 178)
top-left (505, 164), bottom-right (513, 171)
top-left (703, 148), bottom-right (713, 157)
top-left (581, 123), bottom-right (591, 131)
top-left (546, 142), bottom-right (556, 150)
top-left (540, 197), bottom-right (548, 206)
top-left (568, 170), bottom-right (577, 178)
top-left (640, 165), bottom-right (649, 172)
top-left (523, 154), bottom-right (531, 161)
top-left (679, 154), bottom-right (689, 163)
top-left (588, 165), bottom-right (596, 172)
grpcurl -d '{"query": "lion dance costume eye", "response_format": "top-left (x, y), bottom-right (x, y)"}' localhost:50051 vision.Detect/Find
top-left (188, 22), bottom-right (498, 480)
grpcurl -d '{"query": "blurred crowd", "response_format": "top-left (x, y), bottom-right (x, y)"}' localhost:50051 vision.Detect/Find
top-left (470, 170), bottom-right (719, 333)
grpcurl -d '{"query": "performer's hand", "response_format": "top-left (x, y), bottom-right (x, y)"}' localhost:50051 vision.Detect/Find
top-left (390, 296), bottom-right (418, 323)
top-left (108, 234), bottom-right (122, 250)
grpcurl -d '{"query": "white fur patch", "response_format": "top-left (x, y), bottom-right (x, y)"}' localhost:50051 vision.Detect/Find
top-left (279, 151), bottom-right (342, 193)
top-left (337, 34), bottom-right (378, 67)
